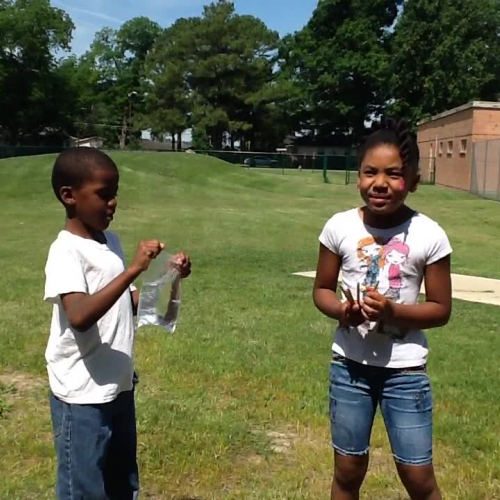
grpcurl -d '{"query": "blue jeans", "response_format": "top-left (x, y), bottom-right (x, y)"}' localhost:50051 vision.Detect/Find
top-left (50, 390), bottom-right (139, 500)
top-left (329, 355), bottom-right (433, 466)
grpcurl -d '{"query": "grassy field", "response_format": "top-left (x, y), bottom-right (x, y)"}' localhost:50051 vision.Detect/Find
top-left (1, 152), bottom-right (500, 499)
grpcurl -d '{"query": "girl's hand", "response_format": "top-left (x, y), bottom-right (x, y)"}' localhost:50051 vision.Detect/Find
top-left (172, 252), bottom-right (191, 279)
top-left (340, 300), bottom-right (365, 327)
top-left (361, 289), bottom-right (394, 322)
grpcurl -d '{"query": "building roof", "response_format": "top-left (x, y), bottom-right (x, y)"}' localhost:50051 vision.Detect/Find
top-left (73, 136), bottom-right (104, 143)
top-left (418, 101), bottom-right (500, 126)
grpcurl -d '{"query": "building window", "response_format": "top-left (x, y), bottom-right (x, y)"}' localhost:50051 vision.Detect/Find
top-left (460, 139), bottom-right (467, 155)
top-left (438, 142), bottom-right (443, 156)
top-left (447, 140), bottom-right (453, 156)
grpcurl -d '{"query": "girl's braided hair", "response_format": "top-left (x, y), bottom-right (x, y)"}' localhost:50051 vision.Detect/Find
top-left (357, 117), bottom-right (420, 176)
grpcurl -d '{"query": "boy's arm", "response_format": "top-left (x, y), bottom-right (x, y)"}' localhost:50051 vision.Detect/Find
top-left (62, 240), bottom-right (163, 332)
top-left (362, 256), bottom-right (452, 329)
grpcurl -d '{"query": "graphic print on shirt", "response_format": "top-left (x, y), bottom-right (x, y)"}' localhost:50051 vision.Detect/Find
top-left (381, 238), bottom-right (410, 301)
top-left (356, 236), bottom-right (385, 289)
top-left (356, 235), bottom-right (411, 338)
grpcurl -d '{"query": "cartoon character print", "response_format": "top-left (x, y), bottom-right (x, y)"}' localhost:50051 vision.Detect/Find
top-left (356, 235), bottom-right (411, 340)
top-left (357, 237), bottom-right (385, 290)
top-left (382, 237), bottom-right (410, 302)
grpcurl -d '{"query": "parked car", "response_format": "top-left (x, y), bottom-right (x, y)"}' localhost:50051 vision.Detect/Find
top-left (243, 156), bottom-right (279, 167)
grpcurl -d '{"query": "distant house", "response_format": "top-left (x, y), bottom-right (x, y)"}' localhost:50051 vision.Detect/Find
top-left (283, 135), bottom-right (356, 157)
top-left (72, 136), bottom-right (105, 148)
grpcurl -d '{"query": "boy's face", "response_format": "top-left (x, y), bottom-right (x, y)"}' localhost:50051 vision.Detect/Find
top-left (64, 167), bottom-right (119, 231)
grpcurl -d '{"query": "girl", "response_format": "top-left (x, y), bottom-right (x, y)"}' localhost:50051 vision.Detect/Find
top-left (313, 118), bottom-right (452, 500)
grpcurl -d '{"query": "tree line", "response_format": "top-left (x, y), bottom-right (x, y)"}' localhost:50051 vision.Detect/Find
top-left (1, 0), bottom-right (500, 150)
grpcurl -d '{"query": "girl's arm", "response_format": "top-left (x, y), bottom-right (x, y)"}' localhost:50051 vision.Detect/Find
top-left (363, 255), bottom-right (452, 329)
top-left (313, 244), bottom-right (364, 325)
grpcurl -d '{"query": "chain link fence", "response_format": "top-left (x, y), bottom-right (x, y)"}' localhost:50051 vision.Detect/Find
top-left (0, 145), bottom-right (63, 160)
top-left (471, 139), bottom-right (500, 201)
top-left (195, 150), bottom-right (357, 184)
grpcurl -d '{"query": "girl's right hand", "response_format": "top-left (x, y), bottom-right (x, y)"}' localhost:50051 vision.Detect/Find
top-left (130, 240), bottom-right (164, 273)
top-left (340, 301), bottom-right (365, 328)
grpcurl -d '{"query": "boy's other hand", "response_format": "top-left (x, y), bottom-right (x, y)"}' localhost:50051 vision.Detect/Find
top-left (172, 252), bottom-right (191, 279)
top-left (130, 240), bottom-right (164, 274)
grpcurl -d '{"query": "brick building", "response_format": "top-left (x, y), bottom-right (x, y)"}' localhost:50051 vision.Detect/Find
top-left (417, 101), bottom-right (500, 190)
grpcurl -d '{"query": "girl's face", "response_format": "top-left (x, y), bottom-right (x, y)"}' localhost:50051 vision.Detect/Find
top-left (358, 145), bottom-right (418, 217)
top-left (386, 249), bottom-right (406, 265)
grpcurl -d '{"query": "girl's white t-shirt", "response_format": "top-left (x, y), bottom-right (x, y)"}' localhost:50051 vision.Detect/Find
top-left (319, 208), bottom-right (452, 368)
top-left (44, 230), bottom-right (136, 404)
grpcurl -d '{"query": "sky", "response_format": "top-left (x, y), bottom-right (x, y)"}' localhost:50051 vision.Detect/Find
top-left (51, 0), bottom-right (319, 56)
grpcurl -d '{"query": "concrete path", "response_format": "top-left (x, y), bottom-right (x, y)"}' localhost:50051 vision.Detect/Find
top-left (293, 271), bottom-right (500, 307)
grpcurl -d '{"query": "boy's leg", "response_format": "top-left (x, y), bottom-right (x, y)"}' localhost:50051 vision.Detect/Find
top-left (49, 393), bottom-right (112, 500)
top-left (104, 390), bottom-right (139, 500)
top-left (329, 357), bottom-right (377, 499)
top-left (380, 368), bottom-right (441, 500)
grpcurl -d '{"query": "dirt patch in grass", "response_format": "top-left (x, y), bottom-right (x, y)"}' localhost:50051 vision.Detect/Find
top-left (0, 371), bottom-right (45, 397)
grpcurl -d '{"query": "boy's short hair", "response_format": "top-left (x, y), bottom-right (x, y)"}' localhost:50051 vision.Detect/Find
top-left (51, 148), bottom-right (118, 203)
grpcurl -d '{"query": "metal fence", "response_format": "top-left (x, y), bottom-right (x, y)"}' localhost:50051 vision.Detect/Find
top-left (0, 145), bottom-right (63, 160)
top-left (195, 150), bottom-right (357, 184)
top-left (471, 139), bottom-right (500, 201)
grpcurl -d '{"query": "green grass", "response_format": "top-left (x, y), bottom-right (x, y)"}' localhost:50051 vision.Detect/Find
top-left (1, 152), bottom-right (500, 499)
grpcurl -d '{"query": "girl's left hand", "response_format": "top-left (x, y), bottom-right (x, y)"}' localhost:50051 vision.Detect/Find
top-left (361, 290), bottom-right (394, 322)
top-left (172, 252), bottom-right (192, 279)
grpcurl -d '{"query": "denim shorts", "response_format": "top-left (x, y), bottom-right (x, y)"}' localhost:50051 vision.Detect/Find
top-left (50, 390), bottom-right (139, 500)
top-left (329, 355), bottom-right (433, 466)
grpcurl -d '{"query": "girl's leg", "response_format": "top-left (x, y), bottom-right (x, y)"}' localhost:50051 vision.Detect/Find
top-left (331, 453), bottom-right (369, 500)
top-left (329, 357), bottom-right (377, 499)
top-left (395, 463), bottom-right (441, 500)
top-left (380, 368), bottom-right (441, 500)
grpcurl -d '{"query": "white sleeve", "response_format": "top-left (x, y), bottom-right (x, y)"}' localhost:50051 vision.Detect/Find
top-left (44, 243), bottom-right (88, 303)
top-left (318, 214), bottom-right (342, 255)
top-left (426, 223), bottom-right (453, 265)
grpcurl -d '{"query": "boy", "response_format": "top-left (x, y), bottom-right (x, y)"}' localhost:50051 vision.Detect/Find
top-left (44, 148), bottom-right (191, 500)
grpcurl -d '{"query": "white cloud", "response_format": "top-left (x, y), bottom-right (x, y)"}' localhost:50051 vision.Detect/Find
top-left (55, 1), bottom-right (124, 24)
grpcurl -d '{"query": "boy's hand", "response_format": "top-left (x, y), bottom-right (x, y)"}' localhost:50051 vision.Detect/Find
top-left (340, 300), bottom-right (365, 327)
top-left (172, 252), bottom-right (191, 279)
top-left (361, 289), bottom-right (394, 322)
top-left (130, 240), bottom-right (164, 273)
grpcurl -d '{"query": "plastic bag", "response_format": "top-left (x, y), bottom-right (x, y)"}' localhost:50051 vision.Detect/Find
top-left (137, 252), bottom-right (181, 333)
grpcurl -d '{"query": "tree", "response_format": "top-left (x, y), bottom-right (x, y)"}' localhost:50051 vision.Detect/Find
top-left (144, 0), bottom-right (280, 150)
top-left (279, 0), bottom-right (402, 139)
top-left (0, 0), bottom-right (74, 144)
top-left (390, 0), bottom-right (500, 123)
top-left (84, 17), bottom-right (163, 148)
top-left (142, 18), bottom-right (196, 150)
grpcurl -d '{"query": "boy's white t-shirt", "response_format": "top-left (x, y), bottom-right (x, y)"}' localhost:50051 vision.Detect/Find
top-left (44, 230), bottom-right (136, 404)
top-left (319, 208), bottom-right (452, 368)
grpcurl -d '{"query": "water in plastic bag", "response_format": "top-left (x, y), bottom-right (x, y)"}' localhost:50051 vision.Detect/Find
top-left (137, 252), bottom-right (181, 333)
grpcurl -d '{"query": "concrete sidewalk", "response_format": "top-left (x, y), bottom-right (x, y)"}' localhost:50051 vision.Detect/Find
top-left (293, 271), bottom-right (500, 307)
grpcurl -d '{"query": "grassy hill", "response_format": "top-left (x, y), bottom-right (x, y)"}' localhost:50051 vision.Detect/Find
top-left (1, 152), bottom-right (500, 499)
